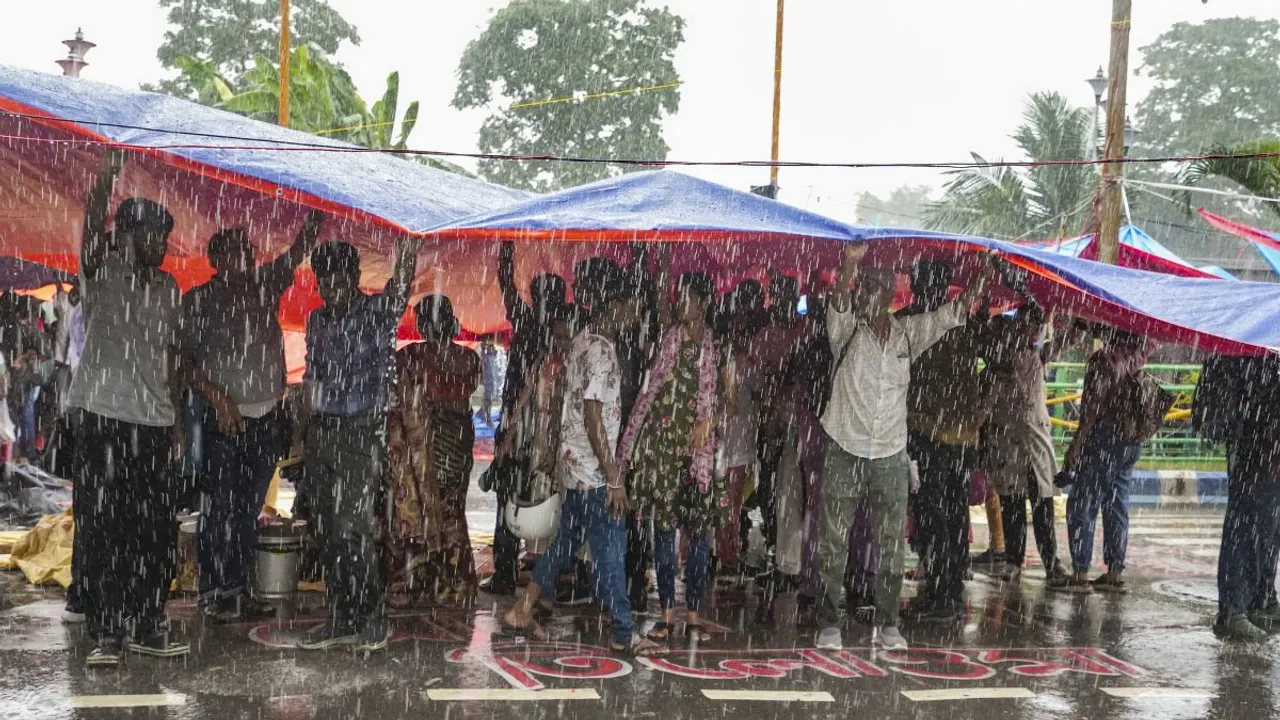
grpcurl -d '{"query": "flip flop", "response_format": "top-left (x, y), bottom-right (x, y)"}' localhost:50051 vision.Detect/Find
top-left (645, 621), bottom-right (674, 642)
top-left (684, 623), bottom-right (712, 643)
top-left (613, 637), bottom-right (669, 657)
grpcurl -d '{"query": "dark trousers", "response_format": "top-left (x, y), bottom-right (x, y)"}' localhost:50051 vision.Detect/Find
top-left (1066, 424), bottom-right (1140, 573)
top-left (74, 411), bottom-right (176, 640)
top-left (197, 408), bottom-right (283, 601)
top-left (655, 528), bottom-right (711, 612)
top-left (1000, 477), bottom-right (1059, 571)
top-left (1218, 456), bottom-right (1280, 617)
top-left (304, 413), bottom-right (386, 633)
top-left (910, 434), bottom-right (973, 609)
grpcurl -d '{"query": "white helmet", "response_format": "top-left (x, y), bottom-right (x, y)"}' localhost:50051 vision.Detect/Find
top-left (504, 488), bottom-right (562, 542)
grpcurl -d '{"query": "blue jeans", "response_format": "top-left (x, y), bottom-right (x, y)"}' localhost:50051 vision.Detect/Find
top-left (531, 487), bottom-right (635, 644)
top-left (1217, 443), bottom-right (1280, 617)
top-left (197, 408), bottom-right (283, 600)
top-left (1067, 425), bottom-right (1141, 574)
top-left (655, 528), bottom-right (711, 613)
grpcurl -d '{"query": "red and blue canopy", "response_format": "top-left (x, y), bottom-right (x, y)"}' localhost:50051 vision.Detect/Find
top-left (1, 65), bottom-right (1278, 355)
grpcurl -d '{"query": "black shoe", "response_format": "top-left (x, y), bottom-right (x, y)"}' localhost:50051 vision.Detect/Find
top-left (298, 621), bottom-right (357, 650)
top-left (202, 594), bottom-right (277, 623)
top-left (555, 585), bottom-right (596, 607)
top-left (910, 602), bottom-right (961, 625)
top-left (86, 637), bottom-right (123, 667)
top-left (479, 577), bottom-right (517, 597)
top-left (970, 549), bottom-right (1004, 567)
top-left (128, 628), bottom-right (190, 658)
top-left (354, 624), bottom-right (390, 652)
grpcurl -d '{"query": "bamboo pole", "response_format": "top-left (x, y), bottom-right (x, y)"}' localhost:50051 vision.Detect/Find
top-left (278, 0), bottom-right (291, 127)
top-left (769, 0), bottom-right (785, 187)
top-left (1095, 0), bottom-right (1131, 265)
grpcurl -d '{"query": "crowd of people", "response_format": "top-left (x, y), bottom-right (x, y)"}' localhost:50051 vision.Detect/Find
top-left (2, 148), bottom-right (1279, 668)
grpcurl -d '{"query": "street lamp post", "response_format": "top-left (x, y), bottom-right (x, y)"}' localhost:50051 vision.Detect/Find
top-left (1086, 66), bottom-right (1107, 161)
top-left (56, 28), bottom-right (95, 78)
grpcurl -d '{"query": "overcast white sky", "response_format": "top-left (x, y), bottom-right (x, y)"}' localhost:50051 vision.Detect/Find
top-left (2, 0), bottom-right (1278, 224)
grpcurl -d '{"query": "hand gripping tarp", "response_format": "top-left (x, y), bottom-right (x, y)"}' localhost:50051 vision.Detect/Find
top-left (432, 170), bottom-right (1280, 354)
top-left (0, 64), bottom-right (530, 334)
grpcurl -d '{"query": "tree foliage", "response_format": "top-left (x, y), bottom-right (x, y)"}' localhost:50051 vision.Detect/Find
top-left (155, 0), bottom-right (360, 99)
top-left (173, 47), bottom-right (473, 176)
top-left (453, 0), bottom-right (685, 192)
top-left (1134, 17), bottom-right (1280, 158)
top-left (925, 92), bottom-right (1095, 239)
top-left (1179, 140), bottom-right (1280, 222)
top-left (855, 185), bottom-right (933, 226)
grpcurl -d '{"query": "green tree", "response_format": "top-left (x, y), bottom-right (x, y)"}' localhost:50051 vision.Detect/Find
top-left (1179, 140), bottom-right (1280, 223)
top-left (855, 185), bottom-right (933, 226)
top-left (452, 0), bottom-right (685, 192)
top-left (1134, 18), bottom-right (1280, 158)
top-left (925, 92), bottom-right (1095, 239)
top-left (155, 0), bottom-right (360, 99)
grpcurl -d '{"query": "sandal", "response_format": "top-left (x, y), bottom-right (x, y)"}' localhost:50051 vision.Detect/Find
top-left (646, 621), bottom-right (674, 642)
top-left (614, 637), bottom-right (668, 657)
top-left (684, 623), bottom-right (712, 643)
top-left (498, 615), bottom-right (551, 641)
top-left (1091, 575), bottom-right (1129, 594)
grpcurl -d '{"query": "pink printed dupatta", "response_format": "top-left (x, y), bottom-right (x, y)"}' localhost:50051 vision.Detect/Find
top-left (617, 325), bottom-right (720, 493)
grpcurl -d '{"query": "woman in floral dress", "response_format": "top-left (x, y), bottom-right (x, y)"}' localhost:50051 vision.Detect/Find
top-left (618, 269), bottom-right (729, 642)
top-left (386, 295), bottom-right (480, 607)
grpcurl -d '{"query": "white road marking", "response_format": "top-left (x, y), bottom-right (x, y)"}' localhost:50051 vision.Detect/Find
top-left (901, 688), bottom-right (1034, 702)
top-left (1101, 687), bottom-right (1216, 699)
top-left (69, 694), bottom-right (187, 708)
top-left (427, 689), bottom-right (601, 701)
top-left (701, 690), bottom-right (835, 702)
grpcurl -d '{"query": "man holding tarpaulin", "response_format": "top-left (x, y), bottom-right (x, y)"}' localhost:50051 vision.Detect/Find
top-left (292, 232), bottom-right (421, 652)
top-left (814, 243), bottom-right (995, 651)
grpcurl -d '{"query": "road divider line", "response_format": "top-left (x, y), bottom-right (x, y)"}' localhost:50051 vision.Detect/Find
top-left (69, 694), bottom-right (187, 708)
top-left (427, 689), bottom-right (600, 701)
top-left (701, 690), bottom-right (835, 702)
top-left (1101, 687), bottom-right (1216, 699)
top-left (901, 688), bottom-right (1034, 702)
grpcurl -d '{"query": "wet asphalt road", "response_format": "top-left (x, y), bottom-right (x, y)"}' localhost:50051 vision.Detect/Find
top-left (2, 508), bottom-right (1276, 720)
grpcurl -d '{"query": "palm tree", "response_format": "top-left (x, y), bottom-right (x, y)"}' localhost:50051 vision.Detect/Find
top-left (925, 92), bottom-right (1095, 239)
top-left (1179, 140), bottom-right (1280, 222)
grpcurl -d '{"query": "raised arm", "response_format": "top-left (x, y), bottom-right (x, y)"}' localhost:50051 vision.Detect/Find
top-left (82, 149), bottom-right (128, 279)
top-left (829, 244), bottom-right (868, 314)
top-left (269, 209), bottom-right (326, 277)
top-left (498, 241), bottom-right (524, 320)
top-left (383, 235), bottom-right (424, 310)
top-left (954, 252), bottom-right (1000, 314)
top-left (655, 244), bottom-right (673, 328)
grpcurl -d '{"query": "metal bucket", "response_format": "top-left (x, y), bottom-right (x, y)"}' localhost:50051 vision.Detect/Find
top-left (254, 522), bottom-right (305, 598)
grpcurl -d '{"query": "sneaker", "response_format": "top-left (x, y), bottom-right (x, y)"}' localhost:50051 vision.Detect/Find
top-left (354, 625), bottom-right (391, 652)
top-left (875, 625), bottom-right (909, 650)
top-left (298, 621), bottom-right (357, 650)
top-left (1215, 613), bottom-right (1269, 642)
top-left (815, 626), bottom-right (843, 650)
top-left (86, 637), bottom-right (123, 667)
top-left (62, 605), bottom-right (87, 624)
top-left (128, 628), bottom-right (190, 658)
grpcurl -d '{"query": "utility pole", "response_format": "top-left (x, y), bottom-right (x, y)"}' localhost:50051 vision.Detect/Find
top-left (1095, 0), bottom-right (1131, 265)
top-left (278, 0), bottom-right (291, 127)
top-left (754, 0), bottom-right (784, 200)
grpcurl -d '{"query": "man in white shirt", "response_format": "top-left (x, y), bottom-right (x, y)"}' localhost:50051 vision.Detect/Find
top-left (503, 265), bottom-right (666, 658)
top-left (815, 243), bottom-right (994, 651)
top-left (67, 150), bottom-right (188, 666)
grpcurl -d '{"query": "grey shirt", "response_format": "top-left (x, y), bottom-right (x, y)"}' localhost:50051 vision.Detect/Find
top-left (68, 255), bottom-right (181, 427)
top-left (180, 255), bottom-right (296, 417)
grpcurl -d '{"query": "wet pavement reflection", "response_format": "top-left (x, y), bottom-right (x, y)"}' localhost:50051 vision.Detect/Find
top-left (1, 508), bottom-right (1275, 720)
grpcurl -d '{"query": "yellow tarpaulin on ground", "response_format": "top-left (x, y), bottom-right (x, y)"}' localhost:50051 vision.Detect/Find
top-left (3, 510), bottom-right (73, 588)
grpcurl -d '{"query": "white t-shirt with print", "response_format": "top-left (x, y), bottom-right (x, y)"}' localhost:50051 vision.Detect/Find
top-left (559, 331), bottom-right (623, 490)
